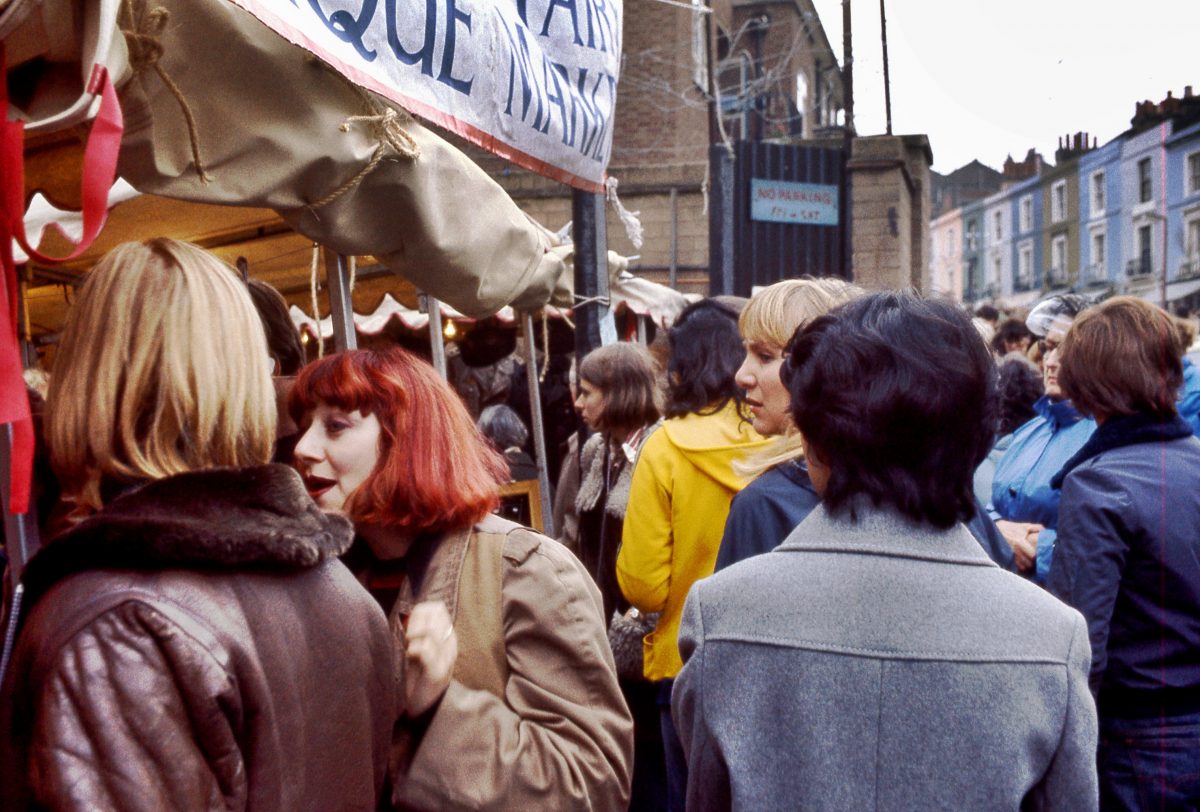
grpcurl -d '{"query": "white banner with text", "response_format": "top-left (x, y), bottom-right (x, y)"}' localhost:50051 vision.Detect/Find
top-left (228, 0), bottom-right (622, 191)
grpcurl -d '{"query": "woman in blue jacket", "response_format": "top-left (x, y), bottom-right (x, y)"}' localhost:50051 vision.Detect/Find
top-left (990, 295), bottom-right (1095, 581)
top-left (1048, 296), bottom-right (1200, 811)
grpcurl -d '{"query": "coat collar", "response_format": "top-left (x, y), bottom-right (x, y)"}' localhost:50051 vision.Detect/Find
top-left (20, 464), bottom-right (354, 612)
top-left (778, 502), bottom-right (996, 568)
top-left (1050, 411), bottom-right (1193, 489)
top-left (1033, 394), bottom-right (1084, 430)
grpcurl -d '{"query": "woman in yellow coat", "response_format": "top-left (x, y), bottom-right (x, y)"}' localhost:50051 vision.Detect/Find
top-left (617, 298), bottom-right (767, 812)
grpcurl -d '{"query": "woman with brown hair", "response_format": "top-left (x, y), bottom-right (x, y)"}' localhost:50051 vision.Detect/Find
top-left (574, 342), bottom-right (663, 621)
top-left (573, 341), bottom-right (664, 812)
top-left (0, 239), bottom-right (395, 811)
top-left (1048, 296), bottom-right (1200, 810)
top-left (290, 347), bottom-right (632, 811)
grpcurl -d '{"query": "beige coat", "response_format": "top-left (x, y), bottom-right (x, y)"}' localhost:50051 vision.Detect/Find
top-left (374, 515), bottom-right (633, 811)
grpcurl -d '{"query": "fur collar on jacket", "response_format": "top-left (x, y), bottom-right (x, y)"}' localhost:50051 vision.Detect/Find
top-left (19, 465), bottom-right (353, 612)
top-left (575, 423), bottom-right (659, 519)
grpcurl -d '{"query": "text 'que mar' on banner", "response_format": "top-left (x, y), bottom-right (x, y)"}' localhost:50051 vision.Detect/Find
top-left (228, 0), bottom-right (622, 192)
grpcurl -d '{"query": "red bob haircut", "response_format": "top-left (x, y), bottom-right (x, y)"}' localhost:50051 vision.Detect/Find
top-left (288, 347), bottom-right (509, 535)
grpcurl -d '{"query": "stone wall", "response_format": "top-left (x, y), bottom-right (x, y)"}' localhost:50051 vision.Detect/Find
top-left (847, 134), bottom-right (932, 292)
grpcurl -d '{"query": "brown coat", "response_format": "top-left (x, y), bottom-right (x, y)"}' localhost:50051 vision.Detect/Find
top-left (0, 466), bottom-right (395, 812)
top-left (374, 515), bottom-right (633, 811)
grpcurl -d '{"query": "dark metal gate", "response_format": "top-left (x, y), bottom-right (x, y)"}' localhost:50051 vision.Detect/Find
top-left (709, 141), bottom-right (847, 296)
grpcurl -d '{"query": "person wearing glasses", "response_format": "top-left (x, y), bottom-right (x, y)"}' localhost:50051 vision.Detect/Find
top-left (989, 295), bottom-right (1096, 581)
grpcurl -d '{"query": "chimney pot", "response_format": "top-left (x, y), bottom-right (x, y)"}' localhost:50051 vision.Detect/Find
top-left (1186, 85), bottom-right (1194, 98)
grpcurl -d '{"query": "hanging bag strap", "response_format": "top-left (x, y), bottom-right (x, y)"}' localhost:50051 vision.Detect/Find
top-left (1, 44), bottom-right (124, 263)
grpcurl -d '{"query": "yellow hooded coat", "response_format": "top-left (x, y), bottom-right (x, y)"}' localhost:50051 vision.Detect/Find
top-left (617, 401), bottom-right (768, 680)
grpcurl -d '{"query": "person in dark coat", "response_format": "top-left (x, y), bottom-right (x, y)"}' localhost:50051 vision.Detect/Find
top-left (674, 292), bottom-right (1098, 811)
top-left (1047, 296), bottom-right (1200, 811)
top-left (0, 239), bottom-right (395, 812)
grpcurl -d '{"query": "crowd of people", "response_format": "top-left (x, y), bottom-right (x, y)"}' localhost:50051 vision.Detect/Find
top-left (1, 237), bottom-right (1197, 811)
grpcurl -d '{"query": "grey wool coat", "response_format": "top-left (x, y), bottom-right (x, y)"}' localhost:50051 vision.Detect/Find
top-left (672, 504), bottom-right (1098, 812)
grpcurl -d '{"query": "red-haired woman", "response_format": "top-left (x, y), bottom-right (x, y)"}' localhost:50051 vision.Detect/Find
top-left (289, 347), bottom-right (632, 811)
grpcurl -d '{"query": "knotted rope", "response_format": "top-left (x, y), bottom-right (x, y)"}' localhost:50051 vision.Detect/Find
top-left (121, 0), bottom-right (211, 184)
top-left (309, 244), bottom-right (325, 358)
top-left (312, 90), bottom-right (421, 211)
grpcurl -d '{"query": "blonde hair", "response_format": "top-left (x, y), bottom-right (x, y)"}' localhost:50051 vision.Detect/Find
top-left (47, 238), bottom-right (276, 511)
top-left (736, 277), bottom-right (861, 478)
top-left (739, 277), bottom-right (861, 349)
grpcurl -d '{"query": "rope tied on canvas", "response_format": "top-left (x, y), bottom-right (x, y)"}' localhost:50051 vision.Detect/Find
top-left (313, 91), bottom-right (420, 211)
top-left (121, 0), bottom-right (211, 184)
top-left (309, 244), bottom-right (325, 358)
top-left (540, 311), bottom-right (551, 382)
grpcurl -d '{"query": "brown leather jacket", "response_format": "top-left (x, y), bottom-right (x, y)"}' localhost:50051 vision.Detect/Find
top-left (0, 465), bottom-right (395, 811)
top-left (361, 515), bottom-right (633, 811)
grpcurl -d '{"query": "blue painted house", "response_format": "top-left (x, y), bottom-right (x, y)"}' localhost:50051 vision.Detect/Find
top-left (1077, 136), bottom-right (1123, 294)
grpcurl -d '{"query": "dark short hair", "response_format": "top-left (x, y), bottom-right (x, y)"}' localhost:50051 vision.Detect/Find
top-left (578, 342), bottom-right (661, 435)
top-left (1059, 296), bottom-right (1182, 420)
top-left (783, 291), bottom-right (996, 528)
top-left (991, 318), bottom-right (1031, 354)
top-left (477, 404), bottom-right (529, 450)
top-left (246, 279), bottom-right (304, 375)
top-left (996, 357), bottom-right (1044, 436)
top-left (974, 304), bottom-right (999, 322)
top-left (665, 299), bottom-right (746, 419)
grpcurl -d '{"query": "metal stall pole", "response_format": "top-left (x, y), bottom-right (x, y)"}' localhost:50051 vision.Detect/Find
top-left (322, 249), bottom-right (357, 352)
top-left (1, 422), bottom-right (40, 676)
top-left (521, 313), bottom-right (554, 535)
top-left (636, 315), bottom-right (648, 345)
top-left (573, 188), bottom-right (611, 359)
top-left (421, 292), bottom-right (448, 380)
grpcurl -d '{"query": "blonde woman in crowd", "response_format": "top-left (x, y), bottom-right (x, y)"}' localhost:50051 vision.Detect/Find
top-left (0, 239), bottom-right (394, 811)
top-left (715, 278), bottom-right (859, 571)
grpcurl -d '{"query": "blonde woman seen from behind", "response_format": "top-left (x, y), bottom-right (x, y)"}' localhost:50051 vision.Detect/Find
top-left (714, 278), bottom-right (859, 571)
top-left (0, 239), bottom-right (395, 811)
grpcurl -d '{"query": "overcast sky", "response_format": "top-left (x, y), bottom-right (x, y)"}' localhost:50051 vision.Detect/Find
top-left (808, 0), bottom-right (1200, 174)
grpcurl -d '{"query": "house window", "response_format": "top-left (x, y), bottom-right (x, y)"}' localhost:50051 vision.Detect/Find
top-left (1138, 157), bottom-right (1153, 203)
top-left (1188, 152), bottom-right (1200, 196)
top-left (1051, 235), bottom-right (1066, 276)
top-left (993, 210), bottom-right (1003, 241)
top-left (992, 255), bottom-right (1002, 287)
top-left (965, 222), bottom-right (977, 251)
top-left (1183, 213), bottom-right (1200, 278)
top-left (1090, 171), bottom-right (1105, 216)
top-left (1090, 229), bottom-right (1106, 275)
top-left (1018, 243), bottom-right (1032, 285)
top-left (1019, 196), bottom-right (1032, 232)
top-left (1051, 181), bottom-right (1066, 223)
top-left (1133, 224), bottom-right (1153, 275)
